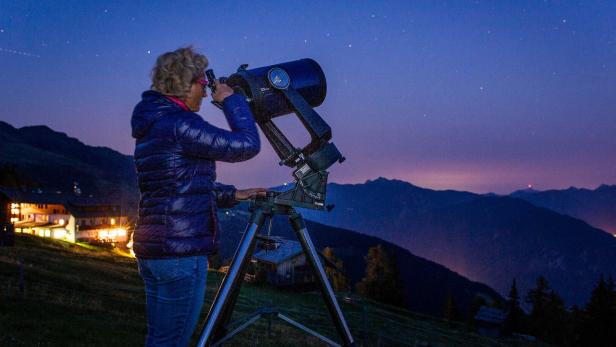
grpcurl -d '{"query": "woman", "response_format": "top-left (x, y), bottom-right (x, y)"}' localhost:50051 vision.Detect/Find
top-left (131, 46), bottom-right (265, 347)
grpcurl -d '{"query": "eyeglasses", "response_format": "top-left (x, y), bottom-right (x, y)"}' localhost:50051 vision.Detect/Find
top-left (195, 78), bottom-right (208, 92)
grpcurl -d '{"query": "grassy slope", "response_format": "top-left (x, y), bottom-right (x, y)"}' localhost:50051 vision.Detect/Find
top-left (0, 235), bottom-right (543, 347)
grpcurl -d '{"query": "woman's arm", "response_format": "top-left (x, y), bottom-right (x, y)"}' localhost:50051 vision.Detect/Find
top-left (176, 93), bottom-right (260, 162)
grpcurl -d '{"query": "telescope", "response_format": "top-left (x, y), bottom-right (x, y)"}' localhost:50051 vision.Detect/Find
top-left (199, 60), bottom-right (355, 347)
top-left (207, 59), bottom-right (344, 210)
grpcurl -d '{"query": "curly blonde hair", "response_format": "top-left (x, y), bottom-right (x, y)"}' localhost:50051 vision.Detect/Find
top-left (150, 46), bottom-right (209, 99)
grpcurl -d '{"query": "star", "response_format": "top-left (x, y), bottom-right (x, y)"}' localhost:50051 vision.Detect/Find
top-left (147, 50), bottom-right (151, 54)
top-left (0, 29), bottom-right (4, 33)
top-left (348, 43), bottom-right (352, 48)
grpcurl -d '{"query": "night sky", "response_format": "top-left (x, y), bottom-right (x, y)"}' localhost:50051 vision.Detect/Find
top-left (1, 1), bottom-right (615, 194)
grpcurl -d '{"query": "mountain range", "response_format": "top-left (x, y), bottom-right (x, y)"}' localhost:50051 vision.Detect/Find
top-left (512, 185), bottom-right (616, 235)
top-left (302, 178), bottom-right (616, 305)
top-left (0, 121), bottom-right (139, 212)
top-left (3, 120), bottom-right (615, 308)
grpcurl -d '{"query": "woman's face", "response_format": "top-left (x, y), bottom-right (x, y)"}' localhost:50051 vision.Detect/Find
top-left (184, 81), bottom-right (207, 112)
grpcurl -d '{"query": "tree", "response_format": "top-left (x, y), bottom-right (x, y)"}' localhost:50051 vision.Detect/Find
top-left (525, 276), bottom-right (568, 345)
top-left (322, 247), bottom-right (350, 291)
top-left (355, 244), bottom-right (405, 306)
top-left (503, 279), bottom-right (526, 335)
top-left (579, 275), bottom-right (616, 346)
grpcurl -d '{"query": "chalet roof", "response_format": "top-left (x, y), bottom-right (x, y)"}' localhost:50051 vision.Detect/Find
top-left (253, 237), bottom-right (303, 265)
top-left (474, 306), bottom-right (506, 325)
top-left (14, 221), bottom-right (65, 229)
top-left (14, 221), bottom-right (53, 228)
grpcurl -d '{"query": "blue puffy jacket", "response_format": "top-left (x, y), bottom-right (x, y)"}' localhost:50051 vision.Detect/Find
top-left (131, 91), bottom-right (260, 258)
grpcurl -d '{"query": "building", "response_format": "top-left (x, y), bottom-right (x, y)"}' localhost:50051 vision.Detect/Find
top-left (474, 305), bottom-right (506, 337)
top-left (0, 188), bottom-right (128, 245)
top-left (250, 236), bottom-right (315, 288)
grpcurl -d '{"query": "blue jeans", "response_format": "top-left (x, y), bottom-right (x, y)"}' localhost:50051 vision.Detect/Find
top-left (137, 256), bottom-right (208, 347)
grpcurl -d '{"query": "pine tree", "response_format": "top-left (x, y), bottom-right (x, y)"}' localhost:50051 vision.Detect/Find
top-left (525, 276), bottom-right (568, 344)
top-left (322, 247), bottom-right (350, 291)
top-left (355, 244), bottom-right (405, 306)
top-left (580, 275), bottom-right (616, 346)
top-left (503, 279), bottom-right (525, 335)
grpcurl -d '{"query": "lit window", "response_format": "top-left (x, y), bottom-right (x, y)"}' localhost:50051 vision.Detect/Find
top-left (110, 218), bottom-right (116, 225)
top-left (53, 229), bottom-right (67, 240)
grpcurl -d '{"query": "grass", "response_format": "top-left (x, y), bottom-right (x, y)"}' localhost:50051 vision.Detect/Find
top-left (0, 235), bottom-right (546, 346)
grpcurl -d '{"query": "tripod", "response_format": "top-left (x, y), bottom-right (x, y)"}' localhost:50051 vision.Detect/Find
top-left (196, 192), bottom-right (355, 347)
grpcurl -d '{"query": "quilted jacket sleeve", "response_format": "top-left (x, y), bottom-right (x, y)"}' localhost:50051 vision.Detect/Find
top-left (176, 93), bottom-right (260, 162)
top-left (213, 182), bottom-right (238, 208)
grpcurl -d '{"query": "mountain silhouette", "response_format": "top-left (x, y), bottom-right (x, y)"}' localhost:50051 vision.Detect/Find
top-left (303, 178), bottom-right (616, 305)
top-left (511, 185), bottom-right (616, 235)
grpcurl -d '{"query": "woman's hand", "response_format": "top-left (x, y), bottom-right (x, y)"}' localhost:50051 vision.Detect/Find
top-left (212, 80), bottom-right (234, 103)
top-left (235, 188), bottom-right (268, 201)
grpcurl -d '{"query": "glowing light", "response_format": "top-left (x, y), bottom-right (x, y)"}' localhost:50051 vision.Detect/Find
top-left (11, 203), bottom-right (19, 209)
top-left (10, 217), bottom-right (18, 223)
top-left (53, 229), bottom-right (67, 240)
top-left (44, 229), bottom-right (51, 238)
top-left (116, 228), bottom-right (127, 237)
top-left (99, 230), bottom-right (108, 239)
top-left (58, 219), bottom-right (65, 226)
top-left (110, 218), bottom-right (116, 225)
top-left (109, 229), bottom-right (117, 238)
top-left (11, 208), bottom-right (19, 214)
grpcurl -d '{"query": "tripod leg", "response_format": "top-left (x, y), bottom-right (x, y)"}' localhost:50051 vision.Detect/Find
top-left (216, 216), bottom-right (264, 330)
top-left (197, 209), bottom-right (266, 347)
top-left (289, 212), bottom-right (355, 347)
